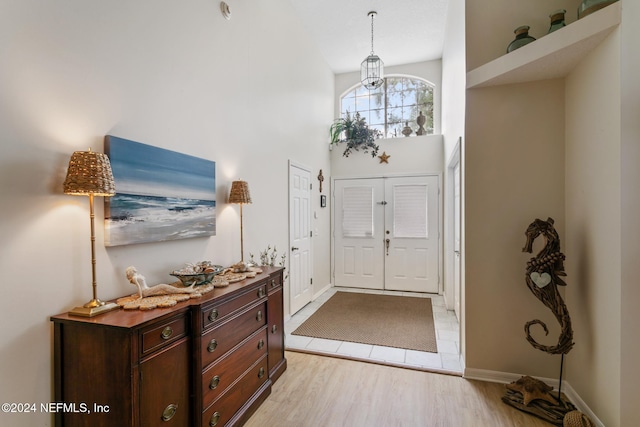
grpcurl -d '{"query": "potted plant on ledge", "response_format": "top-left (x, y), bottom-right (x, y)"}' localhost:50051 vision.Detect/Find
top-left (329, 112), bottom-right (382, 158)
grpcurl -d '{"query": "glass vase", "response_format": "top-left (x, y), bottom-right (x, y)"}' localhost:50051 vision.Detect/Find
top-left (507, 26), bottom-right (536, 53)
top-left (548, 9), bottom-right (566, 34)
top-left (578, 0), bottom-right (618, 19)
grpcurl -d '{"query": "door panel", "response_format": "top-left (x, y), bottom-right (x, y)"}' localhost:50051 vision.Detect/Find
top-left (384, 176), bottom-right (439, 293)
top-left (334, 176), bottom-right (439, 293)
top-left (290, 164), bottom-right (312, 314)
top-left (334, 179), bottom-right (384, 289)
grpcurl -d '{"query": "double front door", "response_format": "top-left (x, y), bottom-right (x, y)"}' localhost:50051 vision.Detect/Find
top-left (334, 176), bottom-right (440, 293)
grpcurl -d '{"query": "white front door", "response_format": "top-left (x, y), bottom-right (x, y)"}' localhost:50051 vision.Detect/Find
top-left (334, 176), bottom-right (439, 293)
top-left (289, 162), bottom-right (312, 314)
top-left (333, 178), bottom-right (385, 289)
top-left (384, 176), bottom-right (439, 293)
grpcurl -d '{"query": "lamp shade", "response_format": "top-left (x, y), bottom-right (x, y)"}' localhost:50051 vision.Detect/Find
top-left (63, 150), bottom-right (116, 196)
top-left (229, 180), bottom-right (251, 204)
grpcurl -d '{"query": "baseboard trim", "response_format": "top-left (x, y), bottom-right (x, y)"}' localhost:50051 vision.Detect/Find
top-left (463, 368), bottom-right (604, 427)
top-left (313, 283), bottom-right (332, 301)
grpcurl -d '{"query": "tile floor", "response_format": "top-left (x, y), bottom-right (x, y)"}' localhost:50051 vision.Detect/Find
top-left (285, 287), bottom-right (462, 374)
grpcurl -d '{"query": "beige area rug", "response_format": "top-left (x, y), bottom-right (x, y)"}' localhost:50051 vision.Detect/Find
top-left (292, 291), bottom-right (438, 353)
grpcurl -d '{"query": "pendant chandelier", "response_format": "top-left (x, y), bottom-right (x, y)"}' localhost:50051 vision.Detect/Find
top-left (361, 11), bottom-right (384, 90)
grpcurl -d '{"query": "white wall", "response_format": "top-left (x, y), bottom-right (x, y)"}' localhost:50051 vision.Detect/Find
top-left (330, 134), bottom-right (444, 178)
top-left (0, 1), bottom-right (334, 425)
top-left (465, 79), bottom-right (566, 378)
top-left (619, 1), bottom-right (640, 425)
top-left (565, 29), bottom-right (621, 426)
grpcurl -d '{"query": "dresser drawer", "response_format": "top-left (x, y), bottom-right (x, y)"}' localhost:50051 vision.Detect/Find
top-left (202, 354), bottom-right (269, 427)
top-left (267, 274), bottom-right (282, 293)
top-left (201, 301), bottom-right (267, 367)
top-left (202, 282), bottom-right (267, 330)
top-left (202, 327), bottom-right (267, 408)
top-left (140, 313), bottom-right (188, 357)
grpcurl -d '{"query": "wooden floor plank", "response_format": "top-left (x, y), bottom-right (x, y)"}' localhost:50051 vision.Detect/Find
top-left (245, 352), bottom-right (551, 427)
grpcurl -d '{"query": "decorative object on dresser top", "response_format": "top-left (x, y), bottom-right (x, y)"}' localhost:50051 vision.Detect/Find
top-left (228, 180), bottom-right (252, 262)
top-left (63, 148), bottom-right (119, 317)
top-left (51, 266), bottom-right (286, 427)
top-left (117, 263), bottom-right (265, 311)
top-left (117, 265), bottom-right (216, 311)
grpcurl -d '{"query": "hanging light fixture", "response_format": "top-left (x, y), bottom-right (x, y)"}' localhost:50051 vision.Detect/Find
top-left (361, 11), bottom-right (384, 90)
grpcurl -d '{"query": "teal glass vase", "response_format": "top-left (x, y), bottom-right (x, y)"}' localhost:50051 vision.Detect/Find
top-left (507, 26), bottom-right (536, 53)
top-left (578, 0), bottom-right (618, 19)
top-left (548, 10), bottom-right (566, 34)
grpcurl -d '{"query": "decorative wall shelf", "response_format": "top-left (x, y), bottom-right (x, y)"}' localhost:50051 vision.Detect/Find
top-left (466, 2), bottom-right (621, 89)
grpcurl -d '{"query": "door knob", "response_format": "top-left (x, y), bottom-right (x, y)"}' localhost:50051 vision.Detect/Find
top-left (291, 247), bottom-right (299, 251)
top-left (385, 238), bottom-right (390, 256)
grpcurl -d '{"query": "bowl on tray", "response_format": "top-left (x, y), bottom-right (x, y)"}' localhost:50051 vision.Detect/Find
top-left (170, 263), bottom-right (224, 286)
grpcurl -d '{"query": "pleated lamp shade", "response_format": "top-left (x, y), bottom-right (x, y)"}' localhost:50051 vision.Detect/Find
top-left (229, 180), bottom-right (251, 204)
top-left (63, 149), bottom-right (116, 196)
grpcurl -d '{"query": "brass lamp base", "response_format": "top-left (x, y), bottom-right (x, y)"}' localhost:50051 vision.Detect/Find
top-left (69, 299), bottom-right (119, 317)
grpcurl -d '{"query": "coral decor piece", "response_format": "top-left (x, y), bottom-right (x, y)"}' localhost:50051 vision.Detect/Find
top-left (117, 266), bottom-right (214, 311)
top-left (522, 217), bottom-right (574, 355)
top-left (505, 376), bottom-right (557, 407)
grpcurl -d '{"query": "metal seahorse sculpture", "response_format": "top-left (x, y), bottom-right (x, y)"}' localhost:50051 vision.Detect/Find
top-left (522, 217), bottom-right (574, 355)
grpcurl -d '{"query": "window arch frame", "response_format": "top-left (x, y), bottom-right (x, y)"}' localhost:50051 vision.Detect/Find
top-left (338, 74), bottom-right (436, 139)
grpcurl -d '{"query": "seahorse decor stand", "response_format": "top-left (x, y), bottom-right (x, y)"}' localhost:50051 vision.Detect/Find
top-left (502, 217), bottom-right (588, 426)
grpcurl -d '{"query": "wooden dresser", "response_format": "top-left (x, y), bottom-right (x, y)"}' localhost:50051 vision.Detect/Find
top-left (51, 267), bottom-right (286, 427)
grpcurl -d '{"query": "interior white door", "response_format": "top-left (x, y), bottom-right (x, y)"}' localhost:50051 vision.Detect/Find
top-left (453, 162), bottom-right (461, 321)
top-left (333, 178), bottom-right (384, 289)
top-left (384, 176), bottom-right (439, 293)
top-left (289, 163), bottom-right (312, 315)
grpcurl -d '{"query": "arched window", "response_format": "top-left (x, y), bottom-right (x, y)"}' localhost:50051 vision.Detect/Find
top-left (340, 76), bottom-right (434, 138)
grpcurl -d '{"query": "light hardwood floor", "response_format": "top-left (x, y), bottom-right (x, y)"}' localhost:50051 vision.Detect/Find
top-left (245, 352), bottom-right (550, 427)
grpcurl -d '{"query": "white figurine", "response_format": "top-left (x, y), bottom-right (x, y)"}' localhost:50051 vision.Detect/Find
top-left (125, 266), bottom-right (198, 299)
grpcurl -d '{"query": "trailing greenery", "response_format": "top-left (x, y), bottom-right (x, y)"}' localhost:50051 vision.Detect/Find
top-left (329, 111), bottom-right (381, 158)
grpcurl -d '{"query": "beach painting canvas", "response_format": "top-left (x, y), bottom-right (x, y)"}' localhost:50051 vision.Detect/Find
top-left (104, 135), bottom-right (216, 246)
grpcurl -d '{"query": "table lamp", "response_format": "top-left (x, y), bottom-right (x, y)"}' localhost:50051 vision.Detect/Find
top-left (228, 180), bottom-right (252, 262)
top-left (63, 149), bottom-right (119, 317)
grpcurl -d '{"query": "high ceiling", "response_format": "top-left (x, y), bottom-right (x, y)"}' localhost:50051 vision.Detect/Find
top-left (289, 0), bottom-right (451, 74)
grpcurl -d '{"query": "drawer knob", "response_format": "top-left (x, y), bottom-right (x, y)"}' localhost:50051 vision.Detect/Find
top-left (210, 411), bottom-right (221, 427)
top-left (207, 339), bottom-right (218, 352)
top-left (161, 404), bottom-right (178, 421)
top-left (161, 326), bottom-right (173, 340)
top-left (208, 309), bottom-right (219, 322)
top-left (272, 324), bottom-right (278, 334)
top-left (209, 375), bottom-right (220, 390)
top-left (256, 310), bottom-right (263, 322)
top-left (270, 279), bottom-right (276, 288)
top-left (257, 288), bottom-right (266, 298)
top-left (258, 367), bottom-right (265, 379)
top-left (257, 339), bottom-right (264, 350)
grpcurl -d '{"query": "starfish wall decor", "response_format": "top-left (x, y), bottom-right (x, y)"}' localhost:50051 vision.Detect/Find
top-left (378, 151), bottom-right (390, 163)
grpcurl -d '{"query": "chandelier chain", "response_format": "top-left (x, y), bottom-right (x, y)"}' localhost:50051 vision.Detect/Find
top-left (370, 13), bottom-right (375, 55)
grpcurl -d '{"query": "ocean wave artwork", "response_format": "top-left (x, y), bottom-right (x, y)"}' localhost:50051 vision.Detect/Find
top-left (104, 135), bottom-right (216, 246)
